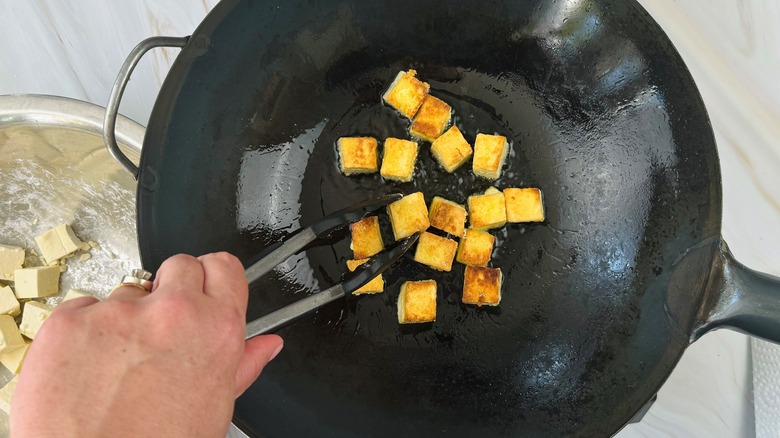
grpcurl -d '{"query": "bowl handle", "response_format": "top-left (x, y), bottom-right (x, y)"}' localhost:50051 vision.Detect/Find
top-left (693, 241), bottom-right (780, 343)
top-left (103, 36), bottom-right (189, 179)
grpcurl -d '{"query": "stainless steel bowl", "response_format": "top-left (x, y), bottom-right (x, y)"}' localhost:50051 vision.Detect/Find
top-left (0, 94), bottom-right (250, 438)
top-left (0, 94), bottom-right (143, 434)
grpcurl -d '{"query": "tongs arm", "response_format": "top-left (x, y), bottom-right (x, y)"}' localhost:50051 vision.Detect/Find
top-left (244, 234), bottom-right (418, 339)
top-left (242, 193), bottom-right (416, 339)
top-left (244, 193), bottom-right (402, 284)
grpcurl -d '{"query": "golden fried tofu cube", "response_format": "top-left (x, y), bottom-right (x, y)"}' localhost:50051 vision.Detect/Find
top-left (413, 232), bottom-right (457, 272)
top-left (462, 266), bottom-right (502, 307)
top-left (380, 138), bottom-right (419, 182)
top-left (456, 229), bottom-right (495, 267)
top-left (337, 137), bottom-right (378, 175)
top-left (398, 280), bottom-right (437, 323)
top-left (428, 196), bottom-right (467, 237)
top-left (383, 70), bottom-right (430, 119)
top-left (467, 191), bottom-right (506, 230)
top-left (346, 259), bottom-right (384, 294)
top-left (387, 192), bottom-right (430, 240)
top-left (504, 188), bottom-right (545, 223)
top-left (473, 133), bottom-right (509, 180)
top-left (410, 95), bottom-right (452, 142)
top-left (350, 216), bottom-right (384, 259)
top-left (431, 126), bottom-right (473, 173)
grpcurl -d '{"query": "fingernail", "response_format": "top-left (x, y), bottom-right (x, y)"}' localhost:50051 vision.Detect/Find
top-left (270, 342), bottom-right (284, 361)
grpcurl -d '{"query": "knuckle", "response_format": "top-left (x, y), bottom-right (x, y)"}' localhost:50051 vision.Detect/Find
top-left (214, 251), bottom-right (241, 266)
top-left (169, 253), bottom-right (199, 263)
top-left (158, 253), bottom-right (201, 275)
top-left (202, 251), bottom-right (243, 270)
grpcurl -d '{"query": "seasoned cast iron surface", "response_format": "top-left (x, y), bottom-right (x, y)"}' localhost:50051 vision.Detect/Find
top-left (138, 0), bottom-right (721, 436)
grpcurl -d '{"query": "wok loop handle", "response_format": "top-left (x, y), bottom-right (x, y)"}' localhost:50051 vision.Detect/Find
top-left (103, 36), bottom-right (190, 179)
top-left (694, 241), bottom-right (780, 343)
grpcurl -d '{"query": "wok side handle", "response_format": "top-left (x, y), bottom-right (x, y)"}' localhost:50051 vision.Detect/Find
top-left (103, 36), bottom-right (190, 179)
top-left (694, 241), bottom-right (780, 343)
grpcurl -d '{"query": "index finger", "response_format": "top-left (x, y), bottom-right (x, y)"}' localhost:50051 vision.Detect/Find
top-left (198, 252), bottom-right (249, 313)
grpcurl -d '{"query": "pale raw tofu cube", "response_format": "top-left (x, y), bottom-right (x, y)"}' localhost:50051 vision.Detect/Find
top-left (431, 126), bottom-right (473, 173)
top-left (0, 376), bottom-right (18, 415)
top-left (383, 70), bottom-right (430, 119)
top-left (462, 266), bottom-right (503, 307)
top-left (410, 95), bottom-right (451, 142)
top-left (35, 224), bottom-right (85, 263)
top-left (387, 192), bottom-right (430, 240)
top-left (0, 340), bottom-right (30, 374)
top-left (13, 266), bottom-right (60, 299)
top-left (397, 280), bottom-right (437, 324)
top-left (337, 137), bottom-right (379, 175)
top-left (19, 301), bottom-right (53, 340)
top-left (380, 138), bottom-right (419, 182)
top-left (456, 229), bottom-right (495, 267)
top-left (504, 188), bottom-right (545, 223)
top-left (484, 186), bottom-right (501, 195)
top-left (413, 232), bottom-right (458, 272)
top-left (473, 133), bottom-right (509, 180)
top-left (0, 315), bottom-right (25, 354)
top-left (350, 216), bottom-right (384, 259)
top-left (428, 196), bottom-right (467, 237)
top-left (63, 289), bottom-right (92, 302)
top-left (0, 244), bottom-right (25, 281)
top-left (0, 286), bottom-right (21, 317)
top-left (346, 259), bottom-right (384, 294)
top-left (467, 191), bottom-right (507, 230)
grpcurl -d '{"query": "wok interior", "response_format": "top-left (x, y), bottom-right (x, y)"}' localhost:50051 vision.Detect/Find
top-left (141, 0), bottom-right (721, 436)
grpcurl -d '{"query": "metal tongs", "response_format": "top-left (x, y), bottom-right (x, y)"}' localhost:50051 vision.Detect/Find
top-left (243, 193), bottom-right (418, 339)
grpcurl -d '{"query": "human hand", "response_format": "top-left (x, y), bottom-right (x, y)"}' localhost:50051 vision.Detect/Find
top-left (11, 252), bottom-right (282, 438)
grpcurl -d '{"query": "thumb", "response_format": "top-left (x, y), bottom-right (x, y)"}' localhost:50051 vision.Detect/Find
top-left (234, 335), bottom-right (284, 397)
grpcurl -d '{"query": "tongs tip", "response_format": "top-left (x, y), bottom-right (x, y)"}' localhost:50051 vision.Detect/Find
top-left (342, 232), bottom-right (419, 296)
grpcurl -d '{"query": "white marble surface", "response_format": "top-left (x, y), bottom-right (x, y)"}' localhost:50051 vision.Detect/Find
top-left (1, 1), bottom-right (779, 436)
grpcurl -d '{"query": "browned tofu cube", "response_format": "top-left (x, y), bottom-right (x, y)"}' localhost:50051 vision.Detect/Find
top-left (428, 196), bottom-right (467, 237)
top-left (387, 192), bottom-right (430, 240)
top-left (350, 216), bottom-right (384, 259)
top-left (383, 70), bottom-right (430, 119)
top-left (473, 133), bottom-right (509, 180)
top-left (338, 137), bottom-right (378, 175)
top-left (346, 259), bottom-right (384, 294)
top-left (398, 280), bottom-right (437, 323)
top-left (431, 126), bottom-right (472, 172)
top-left (380, 138), bottom-right (419, 182)
top-left (504, 188), bottom-right (545, 222)
top-left (413, 232), bottom-right (458, 272)
top-left (467, 191), bottom-right (506, 230)
top-left (456, 229), bottom-right (495, 267)
top-left (410, 95), bottom-right (451, 142)
top-left (462, 266), bottom-right (502, 307)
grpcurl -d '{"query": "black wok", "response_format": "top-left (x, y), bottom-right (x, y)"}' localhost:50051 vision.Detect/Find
top-left (104, 0), bottom-right (780, 436)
